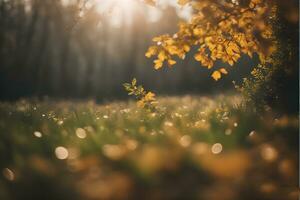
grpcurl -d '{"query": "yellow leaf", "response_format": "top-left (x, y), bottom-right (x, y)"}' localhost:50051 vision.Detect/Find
top-left (167, 46), bottom-right (178, 55)
top-left (183, 44), bottom-right (190, 52)
top-left (219, 68), bottom-right (228, 74)
top-left (193, 28), bottom-right (204, 36)
top-left (247, 51), bottom-right (253, 58)
top-left (145, 52), bottom-right (152, 58)
top-left (229, 42), bottom-right (240, 53)
top-left (240, 39), bottom-right (247, 47)
top-left (194, 53), bottom-right (202, 61)
top-left (211, 71), bottom-right (221, 81)
top-left (132, 78), bottom-right (137, 86)
top-left (154, 60), bottom-right (163, 69)
top-left (207, 61), bottom-right (214, 69)
top-left (152, 36), bottom-right (161, 42)
top-left (158, 51), bottom-right (167, 61)
top-left (168, 59), bottom-right (176, 66)
top-left (165, 39), bottom-right (175, 45)
top-left (145, 46), bottom-right (157, 58)
top-left (228, 60), bottom-right (234, 66)
top-left (144, 92), bottom-right (156, 101)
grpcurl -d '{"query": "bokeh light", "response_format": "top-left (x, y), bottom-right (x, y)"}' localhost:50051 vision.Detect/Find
top-left (33, 131), bottom-right (42, 138)
top-left (76, 128), bottom-right (87, 139)
top-left (211, 143), bottom-right (223, 154)
top-left (55, 146), bottom-right (69, 160)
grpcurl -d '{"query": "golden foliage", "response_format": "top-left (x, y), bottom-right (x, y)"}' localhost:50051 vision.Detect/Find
top-left (211, 68), bottom-right (228, 81)
top-left (145, 0), bottom-right (277, 80)
top-left (123, 78), bottom-right (157, 111)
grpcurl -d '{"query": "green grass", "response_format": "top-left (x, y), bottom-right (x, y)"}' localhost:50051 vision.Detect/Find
top-left (0, 95), bottom-right (298, 200)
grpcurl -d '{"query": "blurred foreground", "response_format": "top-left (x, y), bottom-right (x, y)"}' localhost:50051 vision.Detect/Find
top-left (0, 96), bottom-right (298, 200)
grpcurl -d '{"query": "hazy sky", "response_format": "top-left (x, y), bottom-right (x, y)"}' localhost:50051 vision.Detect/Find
top-left (61, 0), bottom-right (192, 26)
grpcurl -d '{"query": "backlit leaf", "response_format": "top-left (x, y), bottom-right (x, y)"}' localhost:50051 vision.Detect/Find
top-left (219, 68), bottom-right (228, 74)
top-left (211, 71), bottom-right (221, 81)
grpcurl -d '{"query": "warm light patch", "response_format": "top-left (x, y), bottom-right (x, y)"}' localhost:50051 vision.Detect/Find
top-left (95, 0), bottom-right (138, 26)
top-left (211, 143), bottom-right (223, 154)
top-left (76, 128), bottom-right (87, 139)
top-left (2, 168), bottom-right (15, 181)
top-left (33, 131), bottom-right (42, 138)
top-left (260, 144), bottom-right (278, 162)
top-left (179, 135), bottom-right (191, 147)
top-left (55, 146), bottom-right (69, 160)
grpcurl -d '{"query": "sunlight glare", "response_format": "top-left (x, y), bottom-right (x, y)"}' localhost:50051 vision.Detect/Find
top-left (62, 0), bottom-right (190, 26)
top-left (95, 0), bottom-right (138, 26)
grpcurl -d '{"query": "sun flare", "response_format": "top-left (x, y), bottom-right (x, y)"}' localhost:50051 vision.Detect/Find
top-left (94, 0), bottom-right (140, 26)
top-left (63, 0), bottom-right (190, 26)
top-left (95, 0), bottom-right (137, 12)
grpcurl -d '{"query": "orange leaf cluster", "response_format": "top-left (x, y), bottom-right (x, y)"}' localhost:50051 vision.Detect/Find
top-left (145, 0), bottom-right (277, 80)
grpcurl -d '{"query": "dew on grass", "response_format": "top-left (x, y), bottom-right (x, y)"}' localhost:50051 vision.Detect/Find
top-left (211, 143), bottom-right (223, 154)
top-left (55, 146), bottom-right (69, 160)
top-left (194, 121), bottom-right (210, 130)
top-left (249, 130), bottom-right (255, 137)
top-left (164, 121), bottom-right (173, 127)
top-left (103, 115), bottom-right (109, 119)
top-left (173, 113), bottom-right (183, 118)
top-left (121, 108), bottom-right (130, 113)
top-left (150, 113), bottom-right (157, 117)
top-left (76, 128), bottom-right (87, 139)
top-left (33, 131), bottom-right (42, 138)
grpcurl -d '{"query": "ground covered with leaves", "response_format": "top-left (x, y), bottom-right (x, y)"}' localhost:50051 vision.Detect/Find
top-left (0, 96), bottom-right (298, 200)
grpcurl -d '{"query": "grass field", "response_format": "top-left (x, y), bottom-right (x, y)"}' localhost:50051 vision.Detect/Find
top-left (0, 95), bottom-right (298, 200)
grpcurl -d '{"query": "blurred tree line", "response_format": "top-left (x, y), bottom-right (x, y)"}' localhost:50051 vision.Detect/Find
top-left (0, 0), bottom-right (257, 101)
